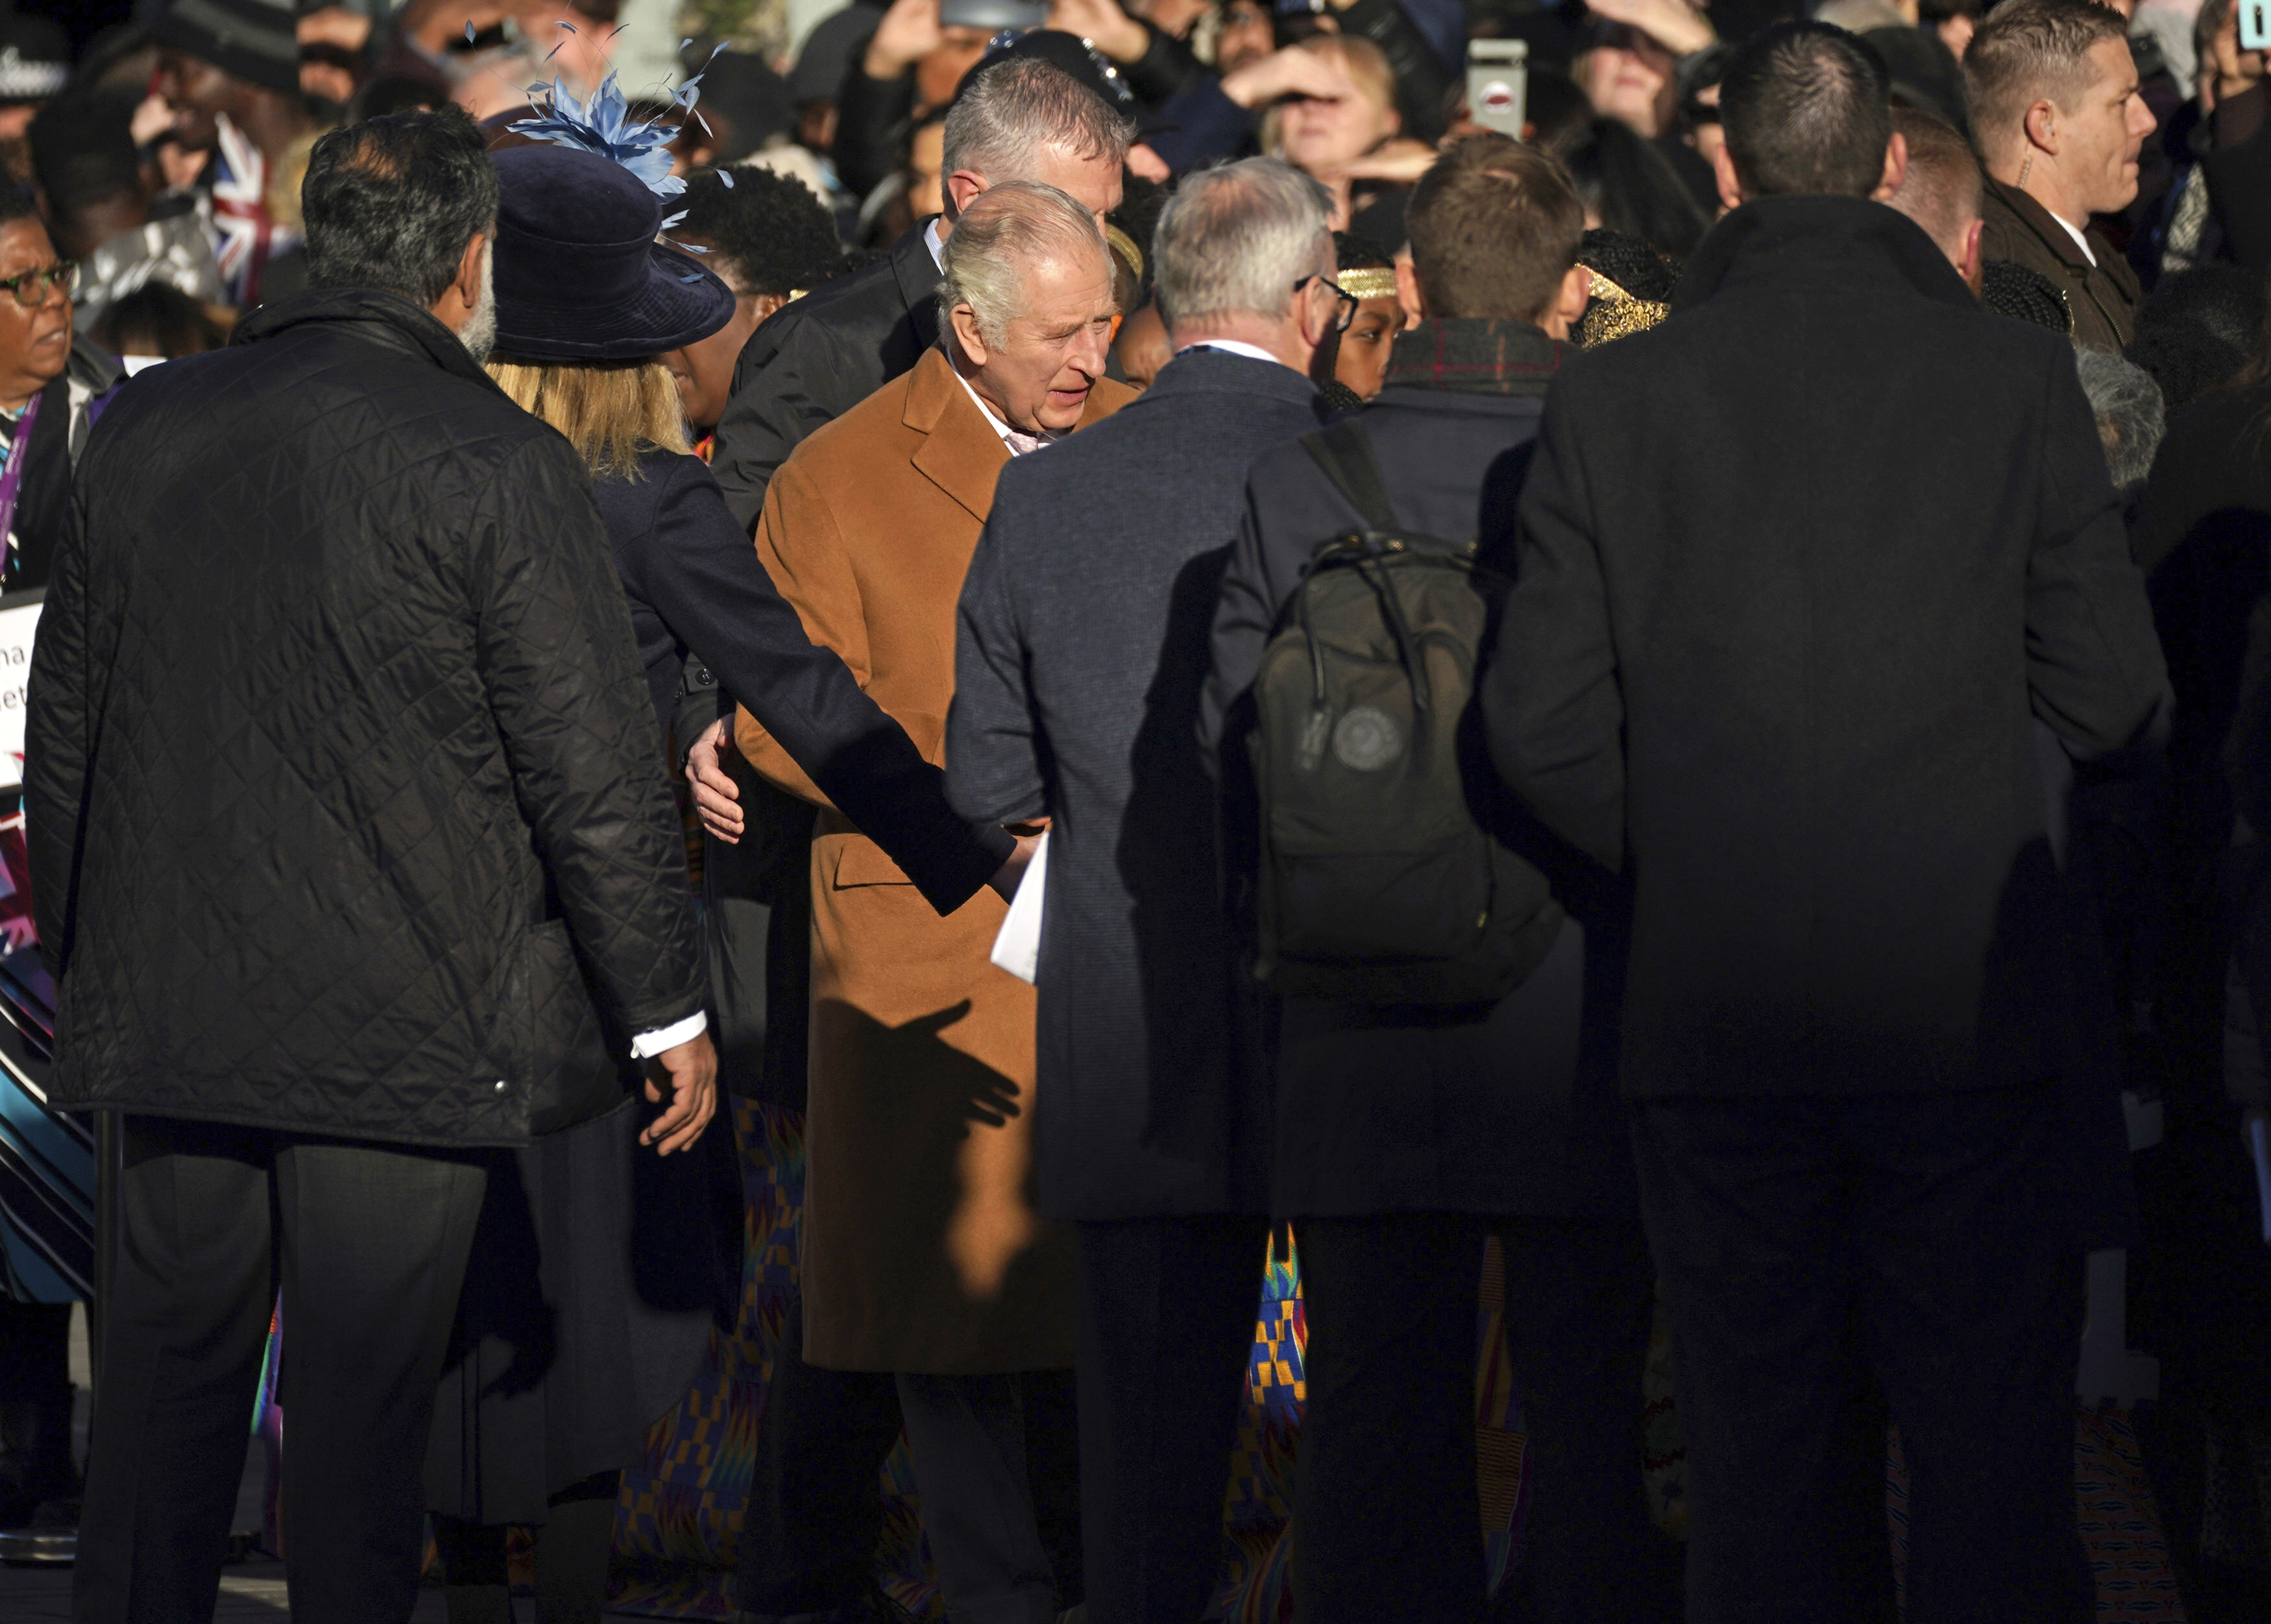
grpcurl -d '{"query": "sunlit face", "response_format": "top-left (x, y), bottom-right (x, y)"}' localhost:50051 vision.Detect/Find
top-left (1275, 58), bottom-right (1400, 175)
top-left (1019, 142), bottom-right (1124, 236)
top-left (0, 219), bottom-right (71, 408)
top-left (958, 246), bottom-right (1117, 435)
top-left (2059, 36), bottom-right (2156, 216)
top-left (1332, 293), bottom-right (1402, 400)
top-left (1114, 300), bottom-right (1171, 390)
top-left (1583, 28), bottom-right (1676, 139)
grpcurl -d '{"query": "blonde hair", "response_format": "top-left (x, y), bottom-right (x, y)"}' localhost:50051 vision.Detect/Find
top-left (1261, 34), bottom-right (1399, 161)
top-left (484, 356), bottom-right (690, 481)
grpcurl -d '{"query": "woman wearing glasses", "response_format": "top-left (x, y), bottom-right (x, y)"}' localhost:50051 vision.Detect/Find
top-left (0, 180), bottom-right (117, 1557)
top-left (0, 186), bottom-right (119, 594)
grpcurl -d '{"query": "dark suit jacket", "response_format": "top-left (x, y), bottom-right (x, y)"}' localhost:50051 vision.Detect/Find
top-left (945, 348), bottom-right (1326, 1220)
top-left (596, 448), bottom-right (1008, 914)
top-left (709, 218), bottom-right (941, 531)
top-left (1484, 195), bottom-right (2168, 1099)
top-left (1980, 176), bottom-right (2141, 352)
top-left (1201, 333), bottom-right (1631, 1220)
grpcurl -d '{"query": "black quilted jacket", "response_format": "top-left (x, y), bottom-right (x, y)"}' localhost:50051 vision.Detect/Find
top-left (24, 287), bottom-right (705, 1147)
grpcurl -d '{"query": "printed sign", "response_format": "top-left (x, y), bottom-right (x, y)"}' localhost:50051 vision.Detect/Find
top-left (0, 590), bottom-right (43, 790)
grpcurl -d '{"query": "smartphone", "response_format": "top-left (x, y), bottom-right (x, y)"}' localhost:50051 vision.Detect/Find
top-left (939, 0), bottom-right (1049, 30)
top-left (2245, 0), bottom-right (2271, 51)
top-left (1468, 38), bottom-right (1529, 139)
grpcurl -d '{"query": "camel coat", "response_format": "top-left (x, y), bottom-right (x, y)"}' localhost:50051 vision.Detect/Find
top-left (737, 346), bottom-right (1134, 1372)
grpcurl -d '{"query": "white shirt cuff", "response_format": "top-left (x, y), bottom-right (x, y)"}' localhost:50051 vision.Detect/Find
top-left (629, 1010), bottom-right (707, 1060)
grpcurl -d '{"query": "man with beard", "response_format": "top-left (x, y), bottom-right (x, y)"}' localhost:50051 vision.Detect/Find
top-left (28, 107), bottom-right (718, 1622)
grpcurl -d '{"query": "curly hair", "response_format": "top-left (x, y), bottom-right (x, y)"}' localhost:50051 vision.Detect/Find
top-left (666, 166), bottom-right (843, 298)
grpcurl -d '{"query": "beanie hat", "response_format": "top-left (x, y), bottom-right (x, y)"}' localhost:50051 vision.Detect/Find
top-left (0, 14), bottom-right (70, 107)
top-left (154, 0), bottom-right (303, 95)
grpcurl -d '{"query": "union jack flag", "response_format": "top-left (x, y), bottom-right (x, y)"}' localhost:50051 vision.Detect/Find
top-left (204, 114), bottom-right (299, 309)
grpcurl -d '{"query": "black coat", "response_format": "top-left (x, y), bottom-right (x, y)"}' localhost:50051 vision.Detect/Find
top-left (709, 217), bottom-right (940, 531)
top-left (1201, 332), bottom-right (1630, 1219)
top-left (8, 335), bottom-right (122, 594)
top-left (25, 288), bottom-right (705, 1147)
top-left (1483, 197), bottom-right (2168, 1100)
top-left (945, 348), bottom-right (1326, 1220)
top-left (596, 448), bottom-right (1009, 912)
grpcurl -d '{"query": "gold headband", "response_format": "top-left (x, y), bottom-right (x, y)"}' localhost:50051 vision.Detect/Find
top-left (1106, 224), bottom-right (1145, 287)
top-left (1337, 267), bottom-right (1398, 300)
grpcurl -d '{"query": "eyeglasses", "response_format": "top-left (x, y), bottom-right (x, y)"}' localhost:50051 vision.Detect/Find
top-left (1295, 274), bottom-right (1359, 333)
top-left (0, 262), bottom-right (74, 309)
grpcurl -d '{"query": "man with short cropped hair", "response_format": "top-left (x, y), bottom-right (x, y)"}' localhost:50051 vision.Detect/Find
top-left (1200, 133), bottom-right (1666, 1624)
top-left (1483, 21), bottom-right (2167, 1623)
top-left (945, 157), bottom-right (1337, 1624)
top-left (1888, 104), bottom-right (1987, 290)
top-left (1966, 0), bottom-right (2156, 347)
top-left (30, 107), bottom-right (718, 1622)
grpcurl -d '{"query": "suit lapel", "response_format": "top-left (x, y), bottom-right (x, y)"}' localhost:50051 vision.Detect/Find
top-left (905, 347), bottom-right (1008, 523)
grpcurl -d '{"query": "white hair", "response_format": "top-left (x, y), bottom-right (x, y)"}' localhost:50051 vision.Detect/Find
top-left (942, 57), bottom-right (1134, 184)
top-left (938, 181), bottom-right (1110, 346)
top-left (1152, 158), bottom-right (1332, 330)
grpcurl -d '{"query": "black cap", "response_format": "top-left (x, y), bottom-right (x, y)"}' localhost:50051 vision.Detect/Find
top-left (153, 0), bottom-right (303, 95)
top-left (789, 2), bottom-right (884, 108)
top-left (0, 14), bottom-right (69, 106)
top-left (956, 29), bottom-right (1141, 123)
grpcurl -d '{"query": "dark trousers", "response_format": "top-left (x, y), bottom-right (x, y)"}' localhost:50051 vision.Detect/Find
top-left (1632, 1084), bottom-right (2094, 1624)
top-left (897, 1370), bottom-right (1080, 1624)
top-left (734, 1283), bottom-right (904, 1618)
top-left (0, 1297), bottom-right (77, 1518)
top-left (75, 1116), bottom-right (487, 1624)
top-left (1294, 1211), bottom-right (1661, 1624)
top-left (1075, 1214), bottom-right (1270, 1624)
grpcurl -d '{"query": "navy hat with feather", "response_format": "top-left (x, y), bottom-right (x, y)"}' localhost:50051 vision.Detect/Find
top-left (489, 145), bottom-right (735, 361)
top-left (489, 49), bottom-right (736, 361)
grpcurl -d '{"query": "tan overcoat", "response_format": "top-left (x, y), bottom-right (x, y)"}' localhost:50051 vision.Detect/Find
top-left (737, 345), bottom-right (1133, 1372)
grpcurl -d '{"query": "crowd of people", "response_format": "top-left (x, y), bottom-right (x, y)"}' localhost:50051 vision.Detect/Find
top-left (0, 0), bottom-right (2268, 1619)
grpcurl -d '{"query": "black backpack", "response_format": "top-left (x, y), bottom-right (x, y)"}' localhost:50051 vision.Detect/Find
top-left (1245, 419), bottom-right (1561, 1004)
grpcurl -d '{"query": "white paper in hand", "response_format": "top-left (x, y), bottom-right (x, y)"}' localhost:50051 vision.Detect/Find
top-left (989, 831), bottom-right (1048, 984)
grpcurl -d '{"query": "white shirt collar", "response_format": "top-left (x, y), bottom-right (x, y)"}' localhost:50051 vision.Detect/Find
top-left (953, 366), bottom-right (1056, 454)
top-left (1177, 338), bottom-right (1285, 367)
top-left (2048, 210), bottom-right (2096, 267)
top-left (925, 216), bottom-right (946, 272)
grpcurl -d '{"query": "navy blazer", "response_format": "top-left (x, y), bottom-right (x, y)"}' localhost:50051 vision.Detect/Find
top-left (947, 347), bottom-right (1326, 1221)
top-left (597, 448), bottom-right (1010, 914)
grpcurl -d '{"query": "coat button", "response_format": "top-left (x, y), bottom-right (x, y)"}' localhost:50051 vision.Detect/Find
top-left (494, 1080), bottom-right (508, 1092)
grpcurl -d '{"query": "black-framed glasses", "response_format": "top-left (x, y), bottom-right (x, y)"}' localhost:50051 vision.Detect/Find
top-left (1295, 274), bottom-right (1359, 333)
top-left (0, 261), bottom-right (73, 309)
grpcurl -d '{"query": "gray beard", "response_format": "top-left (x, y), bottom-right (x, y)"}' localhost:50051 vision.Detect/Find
top-left (455, 243), bottom-right (496, 365)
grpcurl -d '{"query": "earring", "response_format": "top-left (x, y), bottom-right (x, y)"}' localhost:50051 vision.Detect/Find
top-left (2017, 153), bottom-right (2032, 189)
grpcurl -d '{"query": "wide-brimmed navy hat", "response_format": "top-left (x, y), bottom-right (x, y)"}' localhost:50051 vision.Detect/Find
top-left (489, 145), bottom-right (736, 363)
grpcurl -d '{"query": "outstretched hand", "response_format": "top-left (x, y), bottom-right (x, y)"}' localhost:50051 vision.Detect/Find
top-left (686, 717), bottom-right (744, 844)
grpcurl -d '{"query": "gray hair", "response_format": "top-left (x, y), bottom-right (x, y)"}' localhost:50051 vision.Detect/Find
top-left (1152, 158), bottom-right (1332, 331)
top-left (2075, 348), bottom-right (2165, 489)
top-left (942, 57), bottom-right (1135, 184)
top-left (937, 181), bottom-right (1111, 346)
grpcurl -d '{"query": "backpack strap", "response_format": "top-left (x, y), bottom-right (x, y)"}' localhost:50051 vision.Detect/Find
top-left (1298, 418), bottom-right (1398, 533)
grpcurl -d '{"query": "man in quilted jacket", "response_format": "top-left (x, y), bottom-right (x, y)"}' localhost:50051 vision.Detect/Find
top-left (24, 107), bottom-right (717, 1622)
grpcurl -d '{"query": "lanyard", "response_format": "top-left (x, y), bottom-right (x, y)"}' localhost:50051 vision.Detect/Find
top-left (0, 391), bottom-right (43, 560)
